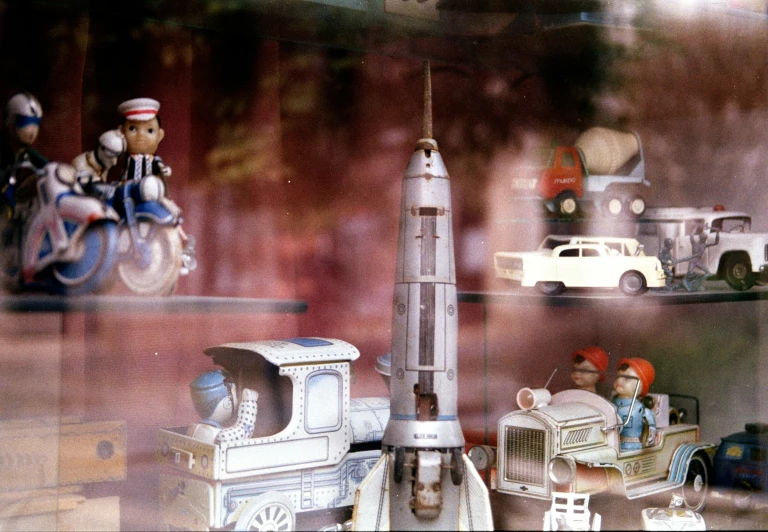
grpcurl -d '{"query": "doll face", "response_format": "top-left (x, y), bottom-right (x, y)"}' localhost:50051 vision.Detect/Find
top-left (121, 117), bottom-right (164, 155)
top-left (613, 366), bottom-right (640, 399)
top-left (571, 359), bottom-right (601, 391)
top-left (208, 383), bottom-right (239, 425)
top-left (13, 122), bottom-right (39, 146)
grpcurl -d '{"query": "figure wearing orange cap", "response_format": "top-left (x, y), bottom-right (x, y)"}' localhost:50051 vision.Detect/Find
top-left (117, 98), bottom-right (171, 181)
top-left (570, 346), bottom-right (608, 393)
top-left (612, 357), bottom-right (657, 451)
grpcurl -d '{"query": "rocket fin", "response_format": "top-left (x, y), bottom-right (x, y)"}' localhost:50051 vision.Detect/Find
top-left (351, 454), bottom-right (390, 531)
top-left (458, 454), bottom-right (494, 531)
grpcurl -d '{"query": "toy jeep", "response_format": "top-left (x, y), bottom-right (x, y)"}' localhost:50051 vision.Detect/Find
top-left (156, 338), bottom-right (389, 531)
top-left (471, 386), bottom-right (714, 511)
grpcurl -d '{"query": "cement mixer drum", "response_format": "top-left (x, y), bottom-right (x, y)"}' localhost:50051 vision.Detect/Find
top-left (576, 127), bottom-right (639, 175)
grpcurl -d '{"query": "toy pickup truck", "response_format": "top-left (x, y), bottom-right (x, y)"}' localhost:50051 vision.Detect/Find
top-left (637, 206), bottom-right (768, 290)
top-left (494, 235), bottom-right (666, 295)
top-left (469, 386), bottom-right (715, 512)
top-left (156, 338), bottom-right (389, 531)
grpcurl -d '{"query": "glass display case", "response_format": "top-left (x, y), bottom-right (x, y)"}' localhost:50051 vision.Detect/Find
top-left (0, 0), bottom-right (766, 530)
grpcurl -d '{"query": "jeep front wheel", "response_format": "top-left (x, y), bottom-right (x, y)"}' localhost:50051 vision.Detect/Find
top-left (724, 254), bottom-right (755, 291)
top-left (680, 453), bottom-right (710, 512)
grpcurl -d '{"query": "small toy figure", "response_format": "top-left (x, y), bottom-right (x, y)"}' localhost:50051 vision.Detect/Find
top-left (612, 357), bottom-right (657, 451)
top-left (682, 228), bottom-right (719, 291)
top-left (72, 129), bottom-right (126, 185)
top-left (117, 98), bottom-right (171, 181)
top-left (0, 93), bottom-right (47, 208)
top-left (570, 346), bottom-right (608, 393)
top-left (186, 369), bottom-right (258, 445)
top-left (659, 238), bottom-right (679, 291)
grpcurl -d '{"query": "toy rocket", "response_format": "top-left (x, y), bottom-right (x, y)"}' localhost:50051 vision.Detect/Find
top-left (351, 62), bottom-right (493, 531)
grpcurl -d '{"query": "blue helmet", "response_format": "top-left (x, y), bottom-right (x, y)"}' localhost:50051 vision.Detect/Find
top-left (190, 369), bottom-right (234, 420)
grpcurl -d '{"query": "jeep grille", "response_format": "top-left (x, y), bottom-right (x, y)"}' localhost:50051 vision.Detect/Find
top-left (504, 426), bottom-right (546, 486)
top-left (496, 256), bottom-right (523, 270)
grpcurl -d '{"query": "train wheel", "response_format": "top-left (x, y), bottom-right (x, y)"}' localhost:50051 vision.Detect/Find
top-left (235, 492), bottom-right (295, 531)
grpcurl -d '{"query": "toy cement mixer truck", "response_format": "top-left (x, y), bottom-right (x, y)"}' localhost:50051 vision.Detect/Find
top-left (511, 127), bottom-right (651, 218)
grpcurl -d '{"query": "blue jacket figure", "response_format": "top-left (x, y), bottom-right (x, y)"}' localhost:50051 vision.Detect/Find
top-left (612, 357), bottom-right (657, 451)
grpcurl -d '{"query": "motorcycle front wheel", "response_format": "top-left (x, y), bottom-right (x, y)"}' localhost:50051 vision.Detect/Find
top-left (117, 221), bottom-right (182, 296)
top-left (52, 221), bottom-right (119, 295)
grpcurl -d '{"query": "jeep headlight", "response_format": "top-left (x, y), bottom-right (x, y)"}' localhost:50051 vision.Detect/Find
top-left (548, 456), bottom-right (576, 485)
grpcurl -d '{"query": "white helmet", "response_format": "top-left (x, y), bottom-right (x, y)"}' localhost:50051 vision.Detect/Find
top-left (6, 92), bottom-right (43, 126)
top-left (97, 129), bottom-right (126, 161)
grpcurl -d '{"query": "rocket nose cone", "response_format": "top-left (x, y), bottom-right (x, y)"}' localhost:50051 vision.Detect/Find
top-left (405, 144), bottom-right (448, 179)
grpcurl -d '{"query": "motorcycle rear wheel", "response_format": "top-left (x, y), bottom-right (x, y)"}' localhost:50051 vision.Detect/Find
top-left (52, 221), bottom-right (118, 295)
top-left (117, 222), bottom-right (182, 296)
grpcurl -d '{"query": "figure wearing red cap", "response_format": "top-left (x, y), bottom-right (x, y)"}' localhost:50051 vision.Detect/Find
top-left (117, 98), bottom-right (171, 181)
top-left (570, 346), bottom-right (608, 393)
top-left (612, 357), bottom-right (657, 451)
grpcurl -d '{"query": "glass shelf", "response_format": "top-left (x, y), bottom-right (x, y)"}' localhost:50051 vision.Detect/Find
top-left (0, 295), bottom-right (308, 314)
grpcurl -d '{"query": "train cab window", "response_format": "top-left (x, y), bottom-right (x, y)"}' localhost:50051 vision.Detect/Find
top-left (305, 371), bottom-right (343, 433)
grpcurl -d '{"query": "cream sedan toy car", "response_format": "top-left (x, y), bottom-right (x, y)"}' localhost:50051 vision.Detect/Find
top-left (494, 235), bottom-right (666, 295)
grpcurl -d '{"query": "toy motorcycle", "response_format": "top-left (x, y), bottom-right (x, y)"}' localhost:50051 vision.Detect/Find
top-left (97, 174), bottom-right (196, 296)
top-left (0, 162), bottom-right (120, 295)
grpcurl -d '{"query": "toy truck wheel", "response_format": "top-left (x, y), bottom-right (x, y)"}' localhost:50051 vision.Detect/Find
top-left (723, 253), bottom-right (755, 291)
top-left (679, 453), bottom-right (710, 512)
top-left (619, 271), bottom-right (647, 295)
top-left (555, 191), bottom-right (578, 218)
top-left (536, 281), bottom-right (565, 296)
top-left (235, 492), bottom-right (295, 531)
top-left (625, 195), bottom-right (646, 217)
top-left (604, 197), bottom-right (623, 217)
